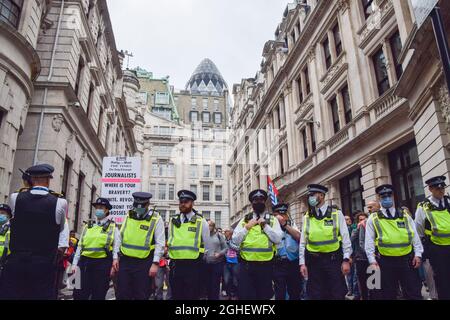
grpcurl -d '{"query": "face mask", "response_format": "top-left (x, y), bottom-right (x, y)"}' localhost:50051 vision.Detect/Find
top-left (252, 203), bottom-right (266, 214)
top-left (308, 196), bottom-right (319, 207)
top-left (135, 207), bottom-right (147, 216)
top-left (0, 215), bottom-right (8, 225)
top-left (95, 209), bottom-right (106, 219)
top-left (380, 197), bottom-right (393, 209)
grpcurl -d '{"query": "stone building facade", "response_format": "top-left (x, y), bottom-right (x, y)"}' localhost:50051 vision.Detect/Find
top-left (136, 60), bottom-right (230, 228)
top-left (0, 0), bottom-right (140, 233)
top-left (229, 0), bottom-right (450, 226)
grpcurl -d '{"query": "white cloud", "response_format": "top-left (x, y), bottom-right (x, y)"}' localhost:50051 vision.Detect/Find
top-left (107, 0), bottom-right (289, 90)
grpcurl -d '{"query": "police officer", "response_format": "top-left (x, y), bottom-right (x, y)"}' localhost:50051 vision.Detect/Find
top-left (232, 190), bottom-right (283, 300)
top-left (168, 190), bottom-right (211, 300)
top-left (365, 184), bottom-right (423, 300)
top-left (2, 164), bottom-right (69, 300)
top-left (299, 184), bottom-right (352, 300)
top-left (71, 198), bottom-right (121, 300)
top-left (272, 203), bottom-right (302, 300)
top-left (116, 192), bottom-right (165, 300)
top-left (415, 176), bottom-right (450, 299)
top-left (0, 204), bottom-right (12, 277)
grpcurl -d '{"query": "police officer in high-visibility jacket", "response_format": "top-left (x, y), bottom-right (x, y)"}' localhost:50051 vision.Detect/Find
top-left (168, 190), bottom-right (211, 300)
top-left (71, 198), bottom-right (121, 300)
top-left (299, 184), bottom-right (352, 300)
top-left (415, 176), bottom-right (450, 299)
top-left (116, 192), bottom-right (165, 300)
top-left (365, 184), bottom-right (423, 300)
top-left (232, 190), bottom-right (283, 300)
top-left (0, 204), bottom-right (12, 273)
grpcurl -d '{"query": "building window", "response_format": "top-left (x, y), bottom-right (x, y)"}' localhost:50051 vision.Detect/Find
top-left (89, 186), bottom-right (97, 219)
top-left (152, 163), bottom-right (158, 176)
top-left (191, 97), bottom-right (197, 108)
top-left (202, 185), bottom-right (210, 201)
top-left (341, 85), bottom-right (352, 124)
top-left (296, 76), bottom-right (303, 103)
top-left (0, 0), bottom-right (23, 28)
top-left (190, 185), bottom-right (198, 196)
top-left (190, 165), bottom-right (198, 178)
top-left (191, 145), bottom-right (198, 158)
top-left (214, 98), bottom-right (219, 110)
top-left (168, 184), bottom-right (175, 200)
top-left (203, 98), bottom-right (208, 109)
top-left (215, 211), bottom-right (221, 227)
top-left (158, 183), bottom-right (166, 200)
top-left (203, 145), bottom-right (210, 158)
top-left (339, 170), bottom-right (364, 216)
top-left (75, 57), bottom-right (85, 97)
top-left (202, 112), bottom-right (210, 123)
top-left (152, 107), bottom-right (172, 120)
top-left (203, 165), bottom-right (210, 178)
top-left (304, 66), bottom-right (311, 95)
top-left (190, 111), bottom-right (198, 122)
top-left (362, 0), bottom-right (375, 19)
top-left (213, 112), bottom-right (222, 124)
top-left (279, 149), bottom-right (285, 174)
top-left (0, 109), bottom-right (4, 130)
top-left (333, 23), bottom-right (342, 57)
top-left (215, 186), bottom-right (223, 201)
top-left (323, 37), bottom-right (332, 70)
top-left (74, 172), bottom-right (85, 232)
top-left (330, 97), bottom-right (340, 133)
top-left (155, 92), bottom-right (169, 105)
top-left (61, 157), bottom-right (73, 197)
top-left (388, 140), bottom-right (426, 212)
top-left (389, 30), bottom-right (403, 80)
top-left (309, 122), bottom-right (316, 152)
top-left (301, 128), bottom-right (308, 159)
top-left (149, 183), bottom-right (156, 196)
top-left (372, 47), bottom-right (390, 96)
top-left (215, 165), bottom-right (222, 178)
top-left (203, 211), bottom-right (211, 220)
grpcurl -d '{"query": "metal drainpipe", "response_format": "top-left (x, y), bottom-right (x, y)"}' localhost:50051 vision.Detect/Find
top-left (33, 0), bottom-right (65, 165)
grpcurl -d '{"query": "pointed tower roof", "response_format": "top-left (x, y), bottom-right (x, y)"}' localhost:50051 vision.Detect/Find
top-left (186, 58), bottom-right (228, 96)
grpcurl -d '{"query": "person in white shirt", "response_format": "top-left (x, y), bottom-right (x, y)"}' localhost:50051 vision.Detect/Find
top-left (365, 184), bottom-right (423, 300)
top-left (71, 198), bottom-right (121, 300)
top-left (299, 184), bottom-right (352, 300)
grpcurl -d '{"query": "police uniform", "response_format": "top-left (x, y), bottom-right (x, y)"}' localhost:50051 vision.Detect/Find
top-left (365, 184), bottom-right (423, 300)
top-left (168, 190), bottom-right (211, 300)
top-left (0, 204), bottom-right (12, 294)
top-left (1, 164), bottom-right (69, 300)
top-left (299, 184), bottom-right (352, 300)
top-left (117, 192), bottom-right (165, 300)
top-left (415, 176), bottom-right (450, 299)
top-left (72, 198), bottom-right (121, 300)
top-left (271, 203), bottom-right (302, 300)
top-left (232, 190), bottom-right (283, 300)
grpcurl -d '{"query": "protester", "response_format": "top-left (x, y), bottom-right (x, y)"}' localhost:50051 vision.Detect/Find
top-left (223, 228), bottom-right (239, 300)
top-left (204, 220), bottom-right (227, 300)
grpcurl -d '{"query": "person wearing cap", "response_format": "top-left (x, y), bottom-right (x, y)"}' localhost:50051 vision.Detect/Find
top-left (168, 190), bottom-right (212, 300)
top-left (415, 176), bottom-right (450, 299)
top-left (299, 184), bottom-right (352, 300)
top-left (116, 192), bottom-right (165, 300)
top-left (232, 189), bottom-right (283, 300)
top-left (271, 203), bottom-right (302, 300)
top-left (365, 184), bottom-right (423, 300)
top-left (69, 198), bottom-right (121, 300)
top-left (1, 164), bottom-right (69, 300)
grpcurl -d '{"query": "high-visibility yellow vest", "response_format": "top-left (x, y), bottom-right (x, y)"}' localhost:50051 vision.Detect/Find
top-left (120, 212), bottom-right (160, 259)
top-left (0, 225), bottom-right (10, 258)
top-left (240, 216), bottom-right (276, 262)
top-left (304, 208), bottom-right (341, 253)
top-left (80, 221), bottom-right (115, 259)
top-left (372, 210), bottom-right (414, 257)
top-left (168, 215), bottom-right (205, 260)
top-left (419, 199), bottom-right (450, 246)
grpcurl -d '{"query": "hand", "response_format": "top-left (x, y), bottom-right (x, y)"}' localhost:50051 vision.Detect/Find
top-left (149, 263), bottom-right (159, 278)
top-left (69, 265), bottom-right (78, 275)
top-left (245, 219), bottom-right (258, 230)
top-left (370, 261), bottom-right (380, 270)
top-left (300, 264), bottom-right (308, 279)
top-left (275, 214), bottom-right (287, 226)
top-left (111, 259), bottom-right (119, 276)
top-left (341, 261), bottom-right (351, 275)
top-left (412, 256), bottom-right (422, 269)
top-left (257, 218), bottom-right (267, 229)
top-left (357, 220), bottom-right (366, 229)
top-left (214, 252), bottom-right (221, 258)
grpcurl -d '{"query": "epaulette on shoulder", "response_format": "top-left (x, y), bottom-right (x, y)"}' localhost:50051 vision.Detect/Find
top-left (16, 187), bottom-right (30, 193)
top-left (49, 190), bottom-right (65, 198)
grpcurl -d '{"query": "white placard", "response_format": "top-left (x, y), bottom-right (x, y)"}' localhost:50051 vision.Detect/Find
top-left (101, 156), bottom-right (141, 224)
top-left (411, 0), bottom-right (438, 30)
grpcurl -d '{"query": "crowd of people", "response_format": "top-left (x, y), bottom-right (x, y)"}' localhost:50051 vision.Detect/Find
top-left (0, 162), bottom-right (449, 300)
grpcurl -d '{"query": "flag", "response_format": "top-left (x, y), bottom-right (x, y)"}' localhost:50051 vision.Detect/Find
top-left (267, 176), bottom-right (279, 207)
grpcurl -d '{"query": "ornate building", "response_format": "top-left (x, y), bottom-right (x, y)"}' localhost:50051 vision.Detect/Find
top-left (229, 0), bottom-right (450, 226)
top-left (0, 0), bottom-right (140, 232)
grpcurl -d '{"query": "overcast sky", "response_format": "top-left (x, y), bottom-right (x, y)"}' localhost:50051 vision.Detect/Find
top-left (107, 0), bottom-right (289, 91)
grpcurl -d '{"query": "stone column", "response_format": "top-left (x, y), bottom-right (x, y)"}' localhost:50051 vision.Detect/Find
top-left (141, 142), bottom-right (152, 192)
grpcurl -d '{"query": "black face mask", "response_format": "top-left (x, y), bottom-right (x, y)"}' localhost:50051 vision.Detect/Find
top-left (252, 203), bottom-right (266, 214)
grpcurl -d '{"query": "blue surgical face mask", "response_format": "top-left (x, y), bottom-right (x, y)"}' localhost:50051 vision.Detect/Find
top-left (95, 209), bottom-right (106, 220)
top-left (381, 197), bottom-right (393, 209)
top-left (135, 207), bottom-right (147, 216)
top-left (308, 196), bottom-right (319, 207)
top-left (0, 215), bottom-right (8, 225)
